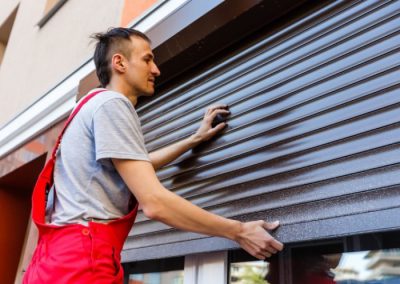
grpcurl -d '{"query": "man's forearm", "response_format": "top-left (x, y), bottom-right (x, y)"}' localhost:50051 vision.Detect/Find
top-left (114, 158), bottom-right (240, 239)
top-left (145, 185), bottom-right (242, 241)
top-left (149, 133), bottom-right (202, 170)
top-left (149, 105), bottom-right (229, 170)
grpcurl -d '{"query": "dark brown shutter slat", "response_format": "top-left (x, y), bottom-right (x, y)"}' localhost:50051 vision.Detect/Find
top-left (122, 0), bottom-right (400, 262)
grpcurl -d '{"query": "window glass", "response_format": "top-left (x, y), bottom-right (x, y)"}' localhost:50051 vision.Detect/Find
top-left (0, 5), bottom-right (18, 65)
top-left (128, 270), bottom-right (184, 284)
top-left (230, 260), bottom-right (270, 284)
top-left (292, 249), bottom-right (400, 284)
top-left (123, 256), bottom-right (184, 284)
top-left (228, 250), bottom-right (279, 284)
top-left (333, 249), bottom-right (400, 283)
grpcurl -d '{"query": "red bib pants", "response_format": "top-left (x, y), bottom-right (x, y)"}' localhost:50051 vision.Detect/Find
top-left (23, 90), bottom-right (137, 283)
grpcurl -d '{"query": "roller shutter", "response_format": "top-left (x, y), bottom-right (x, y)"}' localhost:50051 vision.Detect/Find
top-left (123, 0), bottom-right (400, 262)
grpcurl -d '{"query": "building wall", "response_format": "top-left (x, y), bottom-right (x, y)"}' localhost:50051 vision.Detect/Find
top-left (0, 0), bottom-right (124, 126)
top-left (0, 0), bottom-right (19, 24)
top-left (120, 0), bottom-right (158, 27)
top-left (0, 1), bottom-right (162, 282)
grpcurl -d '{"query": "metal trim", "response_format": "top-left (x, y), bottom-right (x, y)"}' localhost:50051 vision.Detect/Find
top-left (37, 0), bottom-right (69, 28)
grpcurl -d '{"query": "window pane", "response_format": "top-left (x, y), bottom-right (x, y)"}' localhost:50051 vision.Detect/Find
top-left (292, 249), bottom-right (400, 284)
top-left (230, 261), bottom-right (270, 284)
top-left (229, 250), bottom-right (279, 284)
top-left (124, 256), bottom-right (184, 284)
top-left (333, 249), bottom-right (400, 283)
top-left (128, 270), bottom-right (184, 284)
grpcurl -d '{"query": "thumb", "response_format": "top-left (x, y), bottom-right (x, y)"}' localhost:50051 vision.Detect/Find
top-left (211, 122), bottom-right (226, 132)
top-left (263, 220), bottom-right (280, 231)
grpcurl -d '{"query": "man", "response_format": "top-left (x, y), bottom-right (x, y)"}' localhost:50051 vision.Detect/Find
top-left (23, 27), bottom-right (283, 283)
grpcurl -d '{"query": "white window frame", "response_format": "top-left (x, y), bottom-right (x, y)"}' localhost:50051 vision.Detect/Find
top-left (184, 251), bottom-right (227, 284)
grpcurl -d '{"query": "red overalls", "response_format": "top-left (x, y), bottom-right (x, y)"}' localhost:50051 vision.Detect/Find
top-left (23, 90), bottom-right (138, 284)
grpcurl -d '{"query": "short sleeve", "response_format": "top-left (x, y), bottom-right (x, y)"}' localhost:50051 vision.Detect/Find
top-left (92, 98), bottom-right (150, 163)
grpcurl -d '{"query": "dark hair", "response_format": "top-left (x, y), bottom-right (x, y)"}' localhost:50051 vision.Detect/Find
top-left (91, 27), bottom-right (150, 87)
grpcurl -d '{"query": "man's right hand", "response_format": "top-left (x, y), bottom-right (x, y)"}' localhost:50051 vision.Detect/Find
top-left (234, 220), bottom-right (284, 260)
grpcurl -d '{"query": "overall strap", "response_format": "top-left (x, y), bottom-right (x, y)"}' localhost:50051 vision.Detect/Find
top-left (33, 89), bottom-right (106, 225)
top-left (51, 89), bottom-right (106, 159)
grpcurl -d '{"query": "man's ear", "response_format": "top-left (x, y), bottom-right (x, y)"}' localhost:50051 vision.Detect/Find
top-left (111, 54), bottom-right (126, 73)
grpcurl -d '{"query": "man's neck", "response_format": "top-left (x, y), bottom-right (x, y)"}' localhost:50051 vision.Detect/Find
top-left (105, 81), bottom-right (138, 106)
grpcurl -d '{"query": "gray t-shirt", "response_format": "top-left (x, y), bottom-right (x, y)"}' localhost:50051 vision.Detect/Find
top-left (46, 89), bottom-right (150, 226)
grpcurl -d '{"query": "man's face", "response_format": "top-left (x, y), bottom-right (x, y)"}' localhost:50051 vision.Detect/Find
top-left (124, 36), bottom-right (160, 97)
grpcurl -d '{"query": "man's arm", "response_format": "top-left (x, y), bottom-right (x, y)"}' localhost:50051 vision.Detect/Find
top-left (112, 158), bottom-right (284, 259)
top-left (149, 104), bottom-right (230, 170)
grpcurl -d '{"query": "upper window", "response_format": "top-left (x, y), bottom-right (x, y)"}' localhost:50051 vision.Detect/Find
top-left (0, 5), bottom-right (18, 66)
top-left (37, 0), bottom-right (68, 28)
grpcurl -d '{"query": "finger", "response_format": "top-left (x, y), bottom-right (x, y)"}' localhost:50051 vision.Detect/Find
top-left (263, 220), bottom-right (280, 231)
top-left (208, 104), bottom-right (228, 111)
top-left (254, 252), bottom-right (267, 260)
top-left (210, 122), bottom-right (227, 133)
top-left (205, 107), bottom-right (229, 115)
top-left (257, 250), bottom-right (271, 259)
top-left (208, 109), bottom-right (230, 119)
top-left (250, 243), bottom-right (273, 259)
top-left (212, 109), bottom-right (230, 118)
top-left (247, 246), bottom-right (272, 260)
top-left (244, 246), bottom-right (261, 260)
top-left (264, 252), bottom-right (272, 258)
top-left (208, 111), bottom-right (230, 127)
top-left (270, 239), bottom-right (284, 251)
top-left (262, 246), bottom-right (278, 255)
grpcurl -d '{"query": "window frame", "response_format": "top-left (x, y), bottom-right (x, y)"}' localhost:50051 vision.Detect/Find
top-left (37, 0), bottom-right (68, 28)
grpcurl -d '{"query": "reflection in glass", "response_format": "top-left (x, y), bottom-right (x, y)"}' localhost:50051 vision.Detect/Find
top-left (291, 249), bottom-right (400, 284)
top-left (229, 248), bottom-right (400, 283)
top-left (230, 261), bottom-right (270, 284)
top-left (292, 250), bottom-right (340, 284)
top-left (332, 249), bottom-right (400, 283)
top-left (128, 270), bottom-right (183, 284)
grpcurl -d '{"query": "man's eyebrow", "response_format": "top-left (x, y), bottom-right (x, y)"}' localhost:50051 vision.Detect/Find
top-left (143, 53), bottom-right (154, 59)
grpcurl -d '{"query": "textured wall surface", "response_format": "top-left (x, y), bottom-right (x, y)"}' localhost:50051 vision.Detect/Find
top-left (0, 0), bottom-right (124, 126)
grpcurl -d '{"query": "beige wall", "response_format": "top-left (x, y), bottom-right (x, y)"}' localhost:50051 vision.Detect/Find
top-left (0, 0), bottom-right (125, 126)
top-left (0, 0), bottom-right (19, 25)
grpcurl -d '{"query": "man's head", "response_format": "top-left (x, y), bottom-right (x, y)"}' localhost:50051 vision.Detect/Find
top-left (92, 27), bottom-right (160, 97)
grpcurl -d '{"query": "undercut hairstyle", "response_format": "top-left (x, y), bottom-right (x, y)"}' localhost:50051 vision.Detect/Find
top-left (91, 27), bottom-right (151, 87)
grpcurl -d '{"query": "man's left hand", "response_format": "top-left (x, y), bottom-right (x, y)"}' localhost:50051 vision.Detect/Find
top-left (192, 104), bottom-right (230, 143)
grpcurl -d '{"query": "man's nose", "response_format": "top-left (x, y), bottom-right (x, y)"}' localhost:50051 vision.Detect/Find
top-left (151, 63), bottom-right (161, 77)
